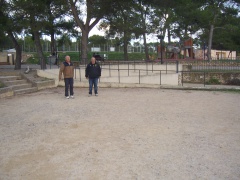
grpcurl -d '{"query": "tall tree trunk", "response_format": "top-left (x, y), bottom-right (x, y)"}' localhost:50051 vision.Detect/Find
top-left (143, 33), bottom-right (149, 61)
top-left (81, 30), bottom-right (89, 63)
top-left (167, 28), bottom-right (171, 43)
top-left (7, 31), bottom-right (22, 70)
top-left (33, 30), bottom-right (46, 69)
top-left (207, 24), bottom-right (214, 61)
top-left (69, 0), bottom-right (102, 64)
top-left (123, 30), bottom-right (128, 61)
top-left (50, 30), bottom-right (55, 55)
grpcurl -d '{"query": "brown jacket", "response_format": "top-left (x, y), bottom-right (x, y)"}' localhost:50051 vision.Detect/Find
top-left (59, 61), bottom-right (74, 80)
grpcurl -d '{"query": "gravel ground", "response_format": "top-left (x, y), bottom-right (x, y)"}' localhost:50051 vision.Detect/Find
top-left (0, 87), bottom-right (240, 180)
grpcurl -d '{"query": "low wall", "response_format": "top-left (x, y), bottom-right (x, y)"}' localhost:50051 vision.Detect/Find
top-left (182, 72), bottom-right (240, 84)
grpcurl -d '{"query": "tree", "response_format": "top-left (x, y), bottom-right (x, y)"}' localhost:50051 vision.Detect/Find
top-left (57, 33), bottom-right (72, 51)
top-left (100, 1), bottom-right (138, 60)
top-left (0, 0), bottom-right (23, 69)
top-left (9, 0), bottom-right (50, 69)
top-left (132, 0), bottom-right (152, 60)
top-left (44, 0), bottom-right (72, 55)
top-left (88, 35), bottom-right (107, 45)
top-left (196, 0), bottom-right (240, 60)
top-left (68, 0), bottom-right (111, 62)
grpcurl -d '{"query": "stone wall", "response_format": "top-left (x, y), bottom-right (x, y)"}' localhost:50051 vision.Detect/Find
top-left (181, 72), bottom-right (240, 84)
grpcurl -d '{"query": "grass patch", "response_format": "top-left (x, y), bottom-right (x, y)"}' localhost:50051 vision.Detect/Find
top-left (206, 78), bottom-right (221, 85)
top-left (219, 89), bottom-right (240, 94)
top-left (0, 82), bottom-right (5, 88)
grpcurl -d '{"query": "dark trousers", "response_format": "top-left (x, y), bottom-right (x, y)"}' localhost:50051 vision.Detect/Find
top-left (64, 78), bottom-right (74, 96)
top-left (89, 78), bottom-right (98, 94)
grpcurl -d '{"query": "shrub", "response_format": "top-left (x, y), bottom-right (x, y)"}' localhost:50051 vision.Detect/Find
top-left (226, 78), bottom-right (240, 86)
top-left (0, 82), bottom-right (5, 88)
top-left (26, 56), bottom-right (40, 64)
top-left (206, 77), bottom-right (221, 85)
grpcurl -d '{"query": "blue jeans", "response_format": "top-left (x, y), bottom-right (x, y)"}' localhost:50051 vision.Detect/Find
top-left (64, 78), bottom-right (74, 96)
top-left (89, 78), bottom-right (98, 94)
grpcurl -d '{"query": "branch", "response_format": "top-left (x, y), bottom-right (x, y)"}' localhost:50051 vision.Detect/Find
top-left (213, 27), bottom-right (226, 30)
top-left (89, 17), bottom-right (101, 31)
top-left (68, 0), bottom-right (84, 30)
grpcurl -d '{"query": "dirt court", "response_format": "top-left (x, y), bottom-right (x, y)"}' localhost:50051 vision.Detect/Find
top-left (0, 87), bottom-right (240, 180)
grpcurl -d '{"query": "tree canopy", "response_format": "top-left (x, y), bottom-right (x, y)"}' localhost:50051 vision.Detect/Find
top-left (0, 0), bottom-right (239, 67)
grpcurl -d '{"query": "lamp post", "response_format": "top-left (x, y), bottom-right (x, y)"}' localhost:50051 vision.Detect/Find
top-left (157, 34), bottom-right (164, 64)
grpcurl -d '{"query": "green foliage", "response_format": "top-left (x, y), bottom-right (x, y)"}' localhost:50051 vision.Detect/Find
top-left (1, 0), bottom-right (240, 63)
top-left (89, 35), bottom-right (107, 45)
top-left (26, 56), bottom-right (40, 64)
top-left (206, 77), bottom-right (221, 85)
top-left (0, 81), bottom-right (5, 88)
top-left (25, 51), bottom-right (155, 64)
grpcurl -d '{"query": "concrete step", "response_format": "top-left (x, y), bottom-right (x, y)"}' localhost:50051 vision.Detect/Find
top-left (0, 76), bottom-right (22, 81)
top-left (10, 84), bottom-right (32, 90)
top-left (3, 79), bottom-right (27, 86)
top-left (0, 62), bottom-right (10, 65)
top-left (14, 87), bottom-right (38, 95)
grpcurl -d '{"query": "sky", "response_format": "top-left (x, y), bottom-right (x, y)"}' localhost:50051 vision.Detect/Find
top-left (84, 22), bottom-right (163, 45)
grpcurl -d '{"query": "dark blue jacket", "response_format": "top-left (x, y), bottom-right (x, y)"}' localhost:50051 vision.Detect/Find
top-left (85, 62), bottom-right (101, 78)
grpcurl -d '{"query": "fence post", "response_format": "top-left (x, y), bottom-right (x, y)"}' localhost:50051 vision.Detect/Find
top-left (128, 62), bottom-right (129, 76)
top-left (139, 70), bottom-right (140, 84)
top-left (166, 60), bottom-right (167, 74)
top-left (176, 60), bottom-right (179, 73)
top-left (79, 67), bottom-right (81, 82)
top-left (48, 56), bottom-right (52, 69)
top-left (160, 70), bottom-right (161, 85)
top-left (118, 59), bottom-right (119, 70)
top-left (204, 71), bottom-right (206, 87)
top-left (146, 61), bottom-right (148, 75)
top-left (134, 60), bottom-right (136, 72)
top-left (109, 62), bottom-right (111, 77)
top-left (152, 61), bottom-right (153, 73)
top-left (182, 71), bottom-right (183, 86)
top-left (118, 69), bottom-right (120, 83)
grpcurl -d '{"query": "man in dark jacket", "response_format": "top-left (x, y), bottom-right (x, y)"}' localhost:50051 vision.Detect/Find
top-left (59, 55), bottom-right (74, 99)
top-left (85, 57), bottom-right (101, 96)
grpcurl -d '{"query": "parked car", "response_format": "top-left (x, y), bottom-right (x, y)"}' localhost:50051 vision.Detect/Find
top-left (93, 53), bottom-right (105, 62)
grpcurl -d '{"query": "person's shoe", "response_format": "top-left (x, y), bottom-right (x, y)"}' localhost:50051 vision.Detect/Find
top-left (66, 96), bottom-right (70, 99)
top-left (70, 95), bottom-right (74, 99)
top-left (95, 93), bottom-right (98, 96)
top-left (88, 94), bottom-right (92, 97)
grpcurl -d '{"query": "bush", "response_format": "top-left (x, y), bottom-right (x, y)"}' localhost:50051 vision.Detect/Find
top-left (26, 56), bottom-right (40, 64)
top-left (226, 78), bottom-right (240, 86)
top-left (206, 77), bottom-right (221, 85)
top-left (0, 82), bottom-right (5, 88)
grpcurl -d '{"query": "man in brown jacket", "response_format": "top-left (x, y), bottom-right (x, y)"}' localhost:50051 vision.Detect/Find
top-left (59, 55), bottom-right (74, 99)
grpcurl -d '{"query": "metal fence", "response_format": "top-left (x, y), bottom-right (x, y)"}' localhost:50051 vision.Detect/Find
top-left (52, 59), bottom-right (240, 87)
top-left (165, 59), bottom-right (240, 72)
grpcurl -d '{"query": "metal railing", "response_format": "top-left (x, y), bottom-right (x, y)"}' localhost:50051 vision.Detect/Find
top-left (52, 59), bottom-right (240, 87)
top-left (74, 65), bottom-right (175, 86)
top-left (165, 59), bottom-right (240, 72)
